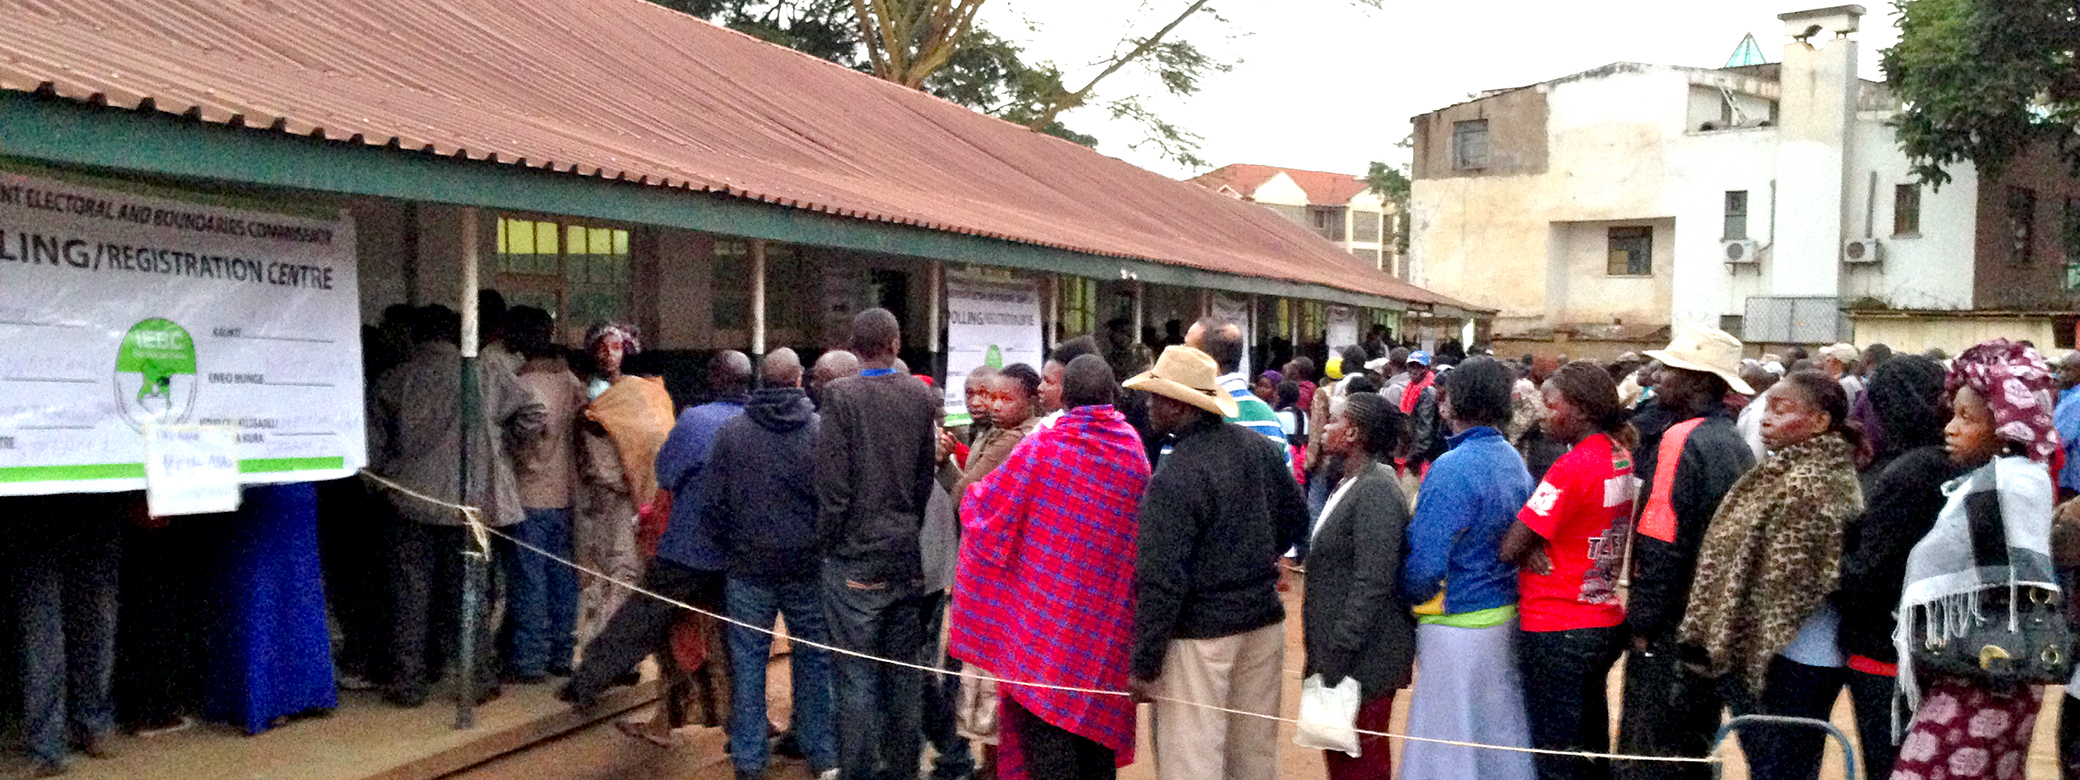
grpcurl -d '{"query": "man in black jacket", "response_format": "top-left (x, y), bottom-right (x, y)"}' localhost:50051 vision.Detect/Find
top-left (705, 349), bottom-right (836, 780)
top-left (815, 309), bottom-right (940, 780)
top-left (1123, 346), bottom-right (1309, 780)
top-left (1615, 325), bottom-right (1755, 780)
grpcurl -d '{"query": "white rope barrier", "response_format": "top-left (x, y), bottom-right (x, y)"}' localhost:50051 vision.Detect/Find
top-left (359, 469), bottom-right (1719, 765)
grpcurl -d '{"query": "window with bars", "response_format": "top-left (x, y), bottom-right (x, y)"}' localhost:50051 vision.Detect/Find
top-left (1607, 226), bottom-right (1653, 276)
top-left (493, 217), bottom-right (631, 342)
top-left (2009, 187), bottom-right (2038, 264)
top-left (1894, 184), bottom-right (1921, 236)
top-left (1061, 277), bottom-right (1099, 337)
top-left (1453, 120), bottom-right (1490, 170)
top-left (1351, 211), bottom-right (1381, 243)
top-left (2065, 198), bottom-right (2080, 290)
top-left (1723, 191), bottom-right (1748, 240)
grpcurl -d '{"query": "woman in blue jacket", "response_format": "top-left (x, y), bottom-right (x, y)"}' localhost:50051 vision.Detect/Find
top-left (1399, 356), bottom-right (1537, 780)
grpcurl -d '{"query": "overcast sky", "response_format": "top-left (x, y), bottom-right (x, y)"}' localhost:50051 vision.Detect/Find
top-left (978, 0), bottom-right (1901, 179)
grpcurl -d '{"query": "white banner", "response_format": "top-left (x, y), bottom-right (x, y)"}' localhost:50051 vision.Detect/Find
top-left (943, 278), bottom-right (1042, 426)
top-left (1326, 305), bottom-right (1359, 353)
top-left (0, 170), bottom-right (363, 496)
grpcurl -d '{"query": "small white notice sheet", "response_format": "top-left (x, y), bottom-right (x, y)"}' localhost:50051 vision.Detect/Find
top-left (143, 424), bottom-right (242, 516)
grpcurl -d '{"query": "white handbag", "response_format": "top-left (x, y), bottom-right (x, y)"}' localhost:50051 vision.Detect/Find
top-left (1293, 673), bottom-right (1363, 757)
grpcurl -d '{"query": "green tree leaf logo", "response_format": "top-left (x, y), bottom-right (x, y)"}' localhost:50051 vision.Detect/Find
top-left (116, 319), bottom-right (197, 403)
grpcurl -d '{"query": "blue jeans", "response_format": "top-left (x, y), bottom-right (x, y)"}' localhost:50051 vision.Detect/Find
top-left (500, 508), bottom-right (578, 677)
top-left (13, 501), bottom-right (119, 767)
top-left (728, 576), bottom-right (837, 773)
top-left (824, 560), bottom-right (926, 780)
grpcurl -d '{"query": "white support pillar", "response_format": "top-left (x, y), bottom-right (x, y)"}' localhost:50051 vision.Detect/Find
top-left (1047, 275), bottom-right (1060, 346)
top-left (749, 240), bottom-right (767, 356)
top-left (1132, 279), bottom-right (1145, 341)
top-left (928, 260), bottom-right (943, 355)
top-left (460, 208), bottom-right (480, 359)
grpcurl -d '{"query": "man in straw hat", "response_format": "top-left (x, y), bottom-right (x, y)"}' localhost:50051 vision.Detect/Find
top-left (1123, 346), bottom-right (1309, 780)
top-left (1614, 324), bottom-right (1757, 780)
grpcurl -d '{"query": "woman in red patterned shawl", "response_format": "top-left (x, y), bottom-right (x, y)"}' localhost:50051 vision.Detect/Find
top-left (950, 355), bottom-right (1152, 780)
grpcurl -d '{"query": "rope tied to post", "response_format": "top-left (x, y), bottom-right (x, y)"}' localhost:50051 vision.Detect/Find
top-left (358, 468), bottom-right (1720, 766)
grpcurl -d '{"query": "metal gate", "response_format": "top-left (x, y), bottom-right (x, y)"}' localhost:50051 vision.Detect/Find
top-left (1742, 296), bottom-right (1849, 345)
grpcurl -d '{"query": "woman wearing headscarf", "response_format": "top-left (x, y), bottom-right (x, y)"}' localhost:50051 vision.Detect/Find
top-left (1499, 361), bottom-right (1636, 780)
top-left (1828, 355), bottom-right (1956, 780)
top-left (1891, 339), bottom-right (2061, 780)
top-left (1677, 370), bottom-right (1863, 780)
top-left (573, 322), bottom-right (676, 646)
top-left (1398, 357), bottom-right (1537, 780)
top-left (1302, 392), bottom-right (1415, 780)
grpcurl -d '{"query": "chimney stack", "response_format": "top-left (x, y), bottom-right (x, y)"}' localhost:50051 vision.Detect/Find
top-left (1769, 4), bottom-right (1864, 298)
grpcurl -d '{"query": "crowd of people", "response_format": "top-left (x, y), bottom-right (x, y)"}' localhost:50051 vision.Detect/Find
top-left (27, 280), bottom-right (2080, 780)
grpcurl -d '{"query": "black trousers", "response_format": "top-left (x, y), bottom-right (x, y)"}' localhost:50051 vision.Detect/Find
top-left (918, 590), bottom-right (974, 779)
top-left (1520, 626), bottom-right (1626, 780)
top-left (114, 518), bottom-right (209, 727)
top-left (565, 559), bottom-right (723, 703)
top-left (1614, 636), bottom-right (1721, 780)
top-left (316, 476), bottom-right (391, 683)
top-left (387, 520), bottom-right (497, 696)
top-left (1844, 669), bottom-right (1897, 780)
top-left (1004, 695), bottom-right (1115, 780)
top-left (1717, 656), bottom-right (1846, 780)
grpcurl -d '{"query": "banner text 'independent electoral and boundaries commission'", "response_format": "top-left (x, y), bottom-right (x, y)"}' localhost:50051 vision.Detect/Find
top-left (0, 169), bottom-right (364, 496)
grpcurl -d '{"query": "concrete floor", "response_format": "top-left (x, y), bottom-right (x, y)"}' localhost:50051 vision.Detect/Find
top-left (444, 581), bottom-right (2075, 780)
top-left (19, 579), bottom-right (2067, 780)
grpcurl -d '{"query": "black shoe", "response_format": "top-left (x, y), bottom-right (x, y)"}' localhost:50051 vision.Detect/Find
top-left (474, 684), bottom-right (504, 706)
top-left (555, 683), bottom-right (599, 710)
top-left (501, 670), bottom-right (549, 685)
top-left (76, 731), bottom-right (113, 760)
top-left (771, 730), bottom-right (805, 760)
top-left (384, 686), bottom-right (430, 708)
top-left (609, 671), bottom-right (640, 688)
top-left (547, 663), bottom-right (574, 677)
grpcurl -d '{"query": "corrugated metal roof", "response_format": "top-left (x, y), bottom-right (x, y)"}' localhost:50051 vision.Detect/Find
top-left (0, 0), bottom-right (1471, 309)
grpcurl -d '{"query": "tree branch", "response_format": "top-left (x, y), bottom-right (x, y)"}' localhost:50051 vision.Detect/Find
top-left (1025, 0), bottom-right (1211, 130)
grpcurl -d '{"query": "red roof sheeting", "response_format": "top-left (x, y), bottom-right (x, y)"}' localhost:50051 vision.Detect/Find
top-left (1190, 163), bottom-right (1375, 206)
top-left (0, 0), bottom-right (1469, 309)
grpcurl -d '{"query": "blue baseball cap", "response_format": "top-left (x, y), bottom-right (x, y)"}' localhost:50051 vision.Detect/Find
top-left (1406, 350), bottom-right (1433, 367)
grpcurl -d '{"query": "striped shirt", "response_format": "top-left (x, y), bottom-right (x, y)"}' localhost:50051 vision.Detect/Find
top-left (1218, 373), bottom-right (1292, 467)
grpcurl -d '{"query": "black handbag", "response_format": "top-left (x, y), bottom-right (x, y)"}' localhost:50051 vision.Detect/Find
top-left (1908, 467), bottom-right (2073, 685)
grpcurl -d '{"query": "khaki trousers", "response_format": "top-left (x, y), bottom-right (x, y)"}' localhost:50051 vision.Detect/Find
top-left (1151, 620), bottom-right (1285, 780)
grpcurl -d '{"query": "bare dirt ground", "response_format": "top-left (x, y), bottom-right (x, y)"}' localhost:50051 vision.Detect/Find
top-left (449, 578), bottom-right (2068, 780)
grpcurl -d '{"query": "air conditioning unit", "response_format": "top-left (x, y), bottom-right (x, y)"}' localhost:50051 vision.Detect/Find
top-left (1722, 239), bottom-right (1760, 264)
top-left (1842, 237), bottom-right (1882, 264)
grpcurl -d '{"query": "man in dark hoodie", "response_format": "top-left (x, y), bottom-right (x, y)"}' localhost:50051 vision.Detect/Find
top-left (560, 352), bottom-right (751, 708)
top-left (1614, 326), bottom-right (1755, 780)
top-left (816, 309), bottom-right (940, 780)
top-left (704, 349), bottom-right (836, 780)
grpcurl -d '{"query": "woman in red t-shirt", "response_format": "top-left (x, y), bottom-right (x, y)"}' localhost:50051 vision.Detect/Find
top-left (1500, 361), bottom-right (1637, 780)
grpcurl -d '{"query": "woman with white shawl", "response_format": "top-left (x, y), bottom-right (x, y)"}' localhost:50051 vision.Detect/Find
top-left (1890, 339), bottom-right (2062, 780)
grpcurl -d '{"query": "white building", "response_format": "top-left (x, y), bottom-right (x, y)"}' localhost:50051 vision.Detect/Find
top-left (1408, 4), bottom-right (2080, 356)
top-left (1191, 164), bottom-right (1403, 277)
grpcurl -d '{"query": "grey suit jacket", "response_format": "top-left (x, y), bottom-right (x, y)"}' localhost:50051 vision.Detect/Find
top-left (1300, 461), bottom-right (1416, 698)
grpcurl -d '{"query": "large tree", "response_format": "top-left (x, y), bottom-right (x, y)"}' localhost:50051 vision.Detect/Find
top-left (649, 0), bottom-right (1235, 166)
top-left (1883, 0), bottom-right (2080, 186)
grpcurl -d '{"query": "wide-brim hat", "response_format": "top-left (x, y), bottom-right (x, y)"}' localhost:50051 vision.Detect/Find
top-left (1645, 323), bottom-right (1754, 395)
top-left (1125, 346), bottom-right (1239, 418)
